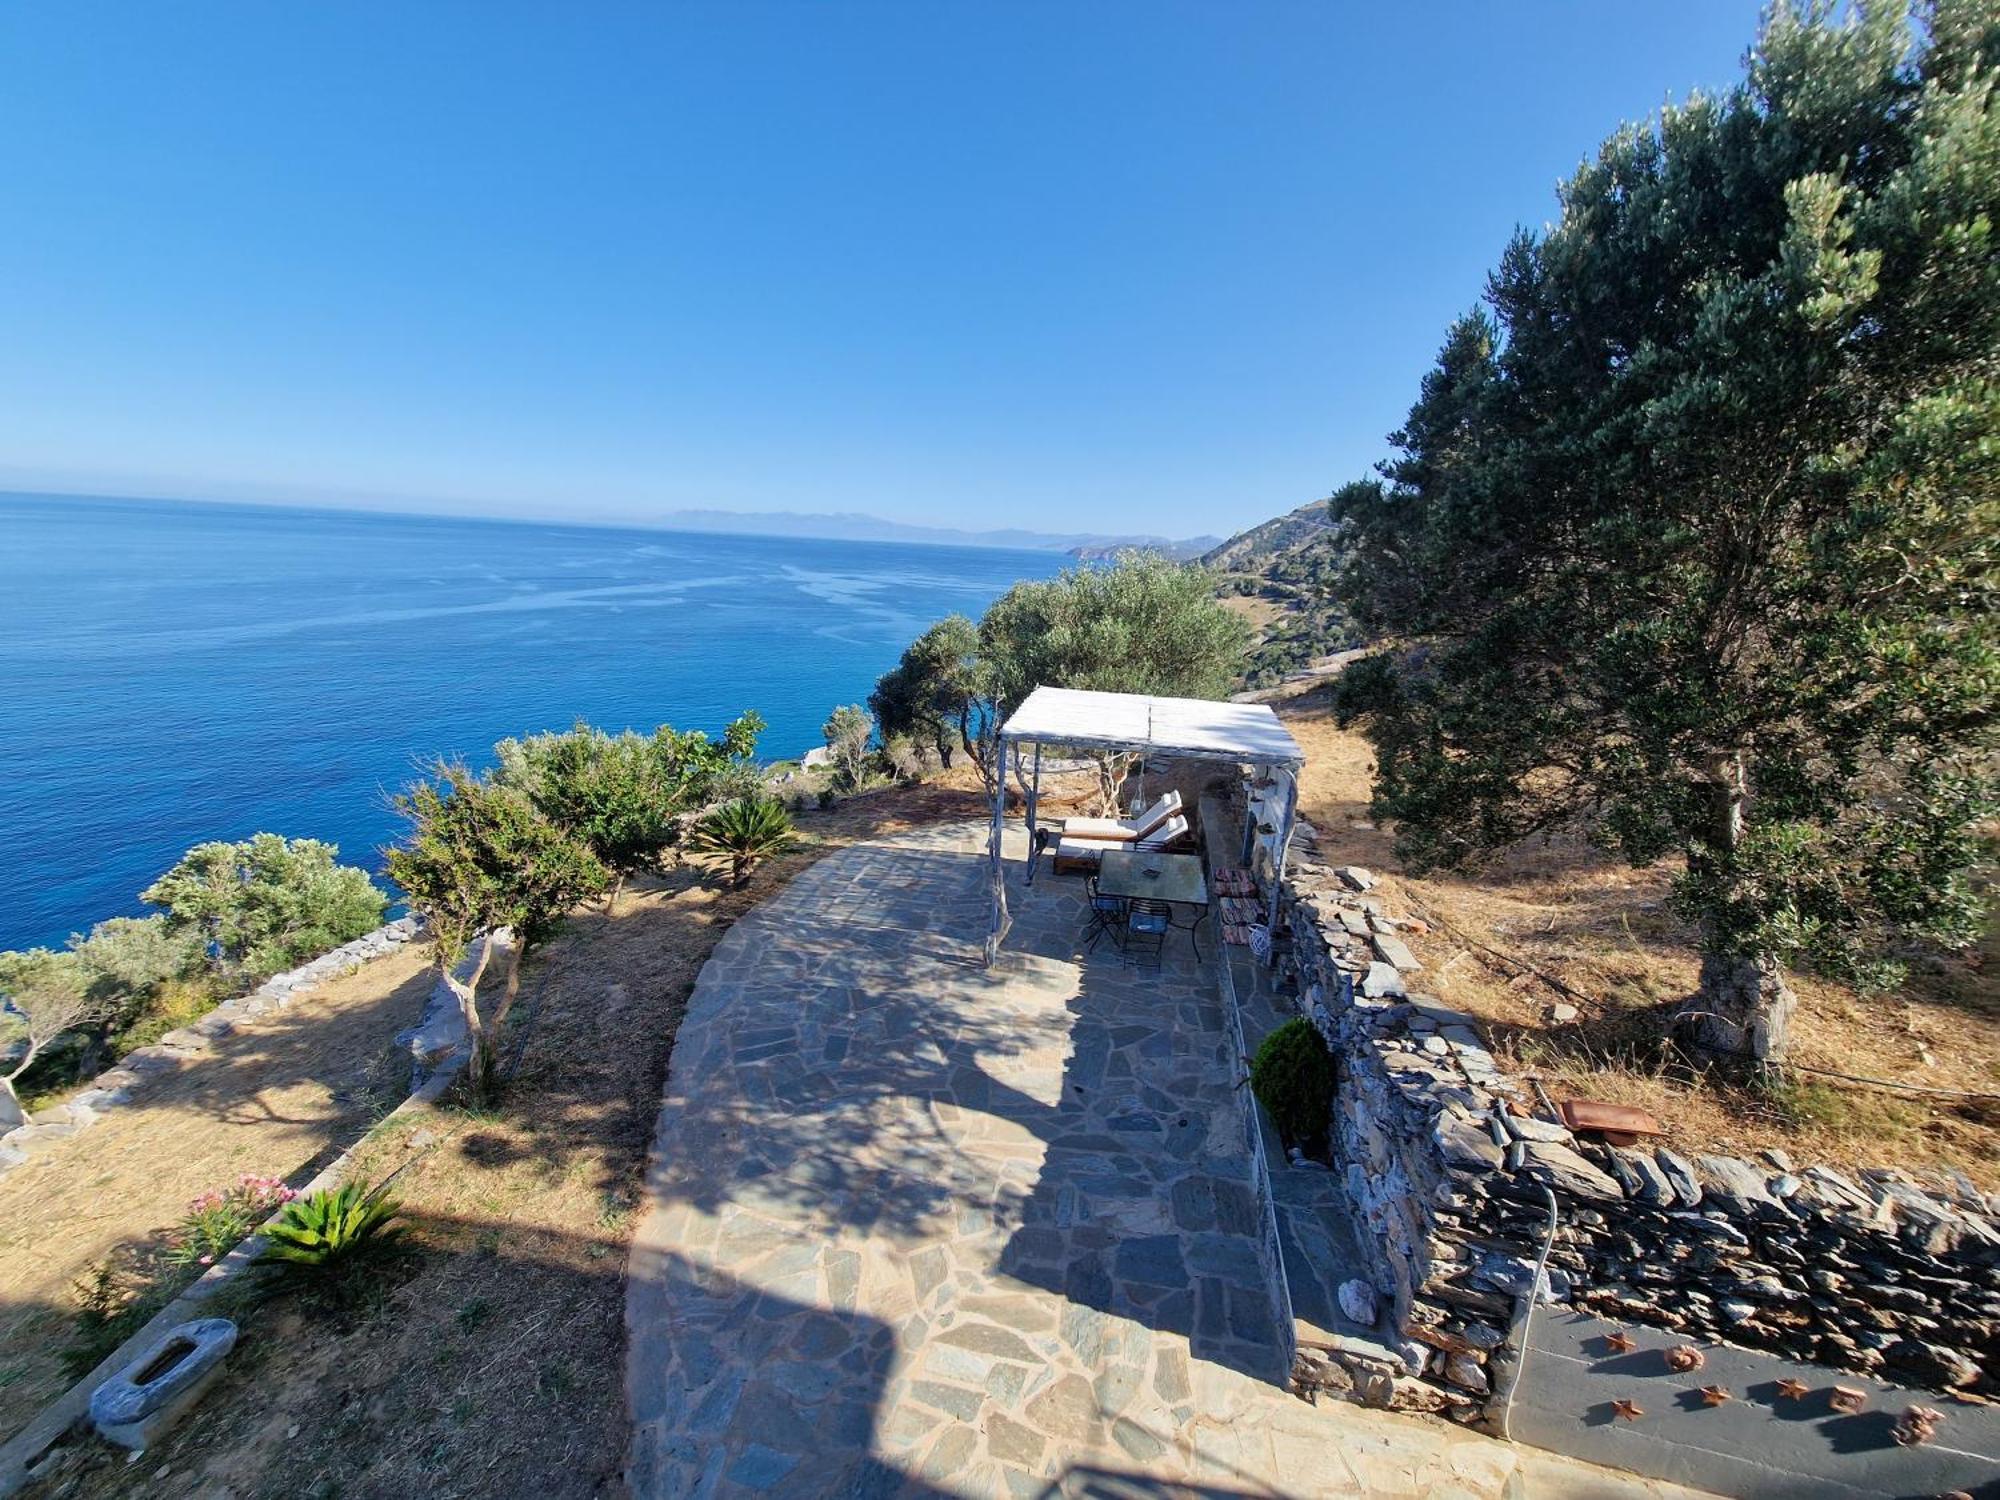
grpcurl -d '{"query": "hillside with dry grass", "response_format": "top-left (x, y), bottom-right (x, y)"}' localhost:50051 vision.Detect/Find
top-left (1270, 682), bottom-right (2000, 1190)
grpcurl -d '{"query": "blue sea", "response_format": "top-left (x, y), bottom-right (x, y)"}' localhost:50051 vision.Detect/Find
top-left (0, 494), bottom-right (1058, 953)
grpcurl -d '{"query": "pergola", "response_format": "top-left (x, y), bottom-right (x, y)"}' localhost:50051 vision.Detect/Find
top-left (984, 686), bottom-right (1307, 963)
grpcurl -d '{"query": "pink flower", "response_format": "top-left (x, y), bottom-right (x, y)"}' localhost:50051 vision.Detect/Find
top-left (198, 1254), bottom-right (213, 1265)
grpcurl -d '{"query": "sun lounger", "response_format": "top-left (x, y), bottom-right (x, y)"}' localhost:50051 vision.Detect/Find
top-left (1054, 813), bottom-right (1192, 870)
top-left (1059, 790), bottom-right (1181, 843)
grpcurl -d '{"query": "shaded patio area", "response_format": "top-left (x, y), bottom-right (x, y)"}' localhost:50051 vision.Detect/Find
top-left (625, 822), bottom-right (1700, 1498)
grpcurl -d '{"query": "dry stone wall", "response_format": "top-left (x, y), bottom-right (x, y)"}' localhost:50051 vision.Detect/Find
top-left (1274, 857), bottom-right (2000, 1422)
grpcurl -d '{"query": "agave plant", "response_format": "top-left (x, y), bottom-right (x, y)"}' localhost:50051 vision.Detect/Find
top-left (686, 796), bottom-right (796, 887)
top-left (262, 1180), bottom-right (403, 1277)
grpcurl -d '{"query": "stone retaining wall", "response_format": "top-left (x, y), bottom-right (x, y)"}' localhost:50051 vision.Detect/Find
top-left (0, 916), bottom-right (423, 1178)
top-left (1272, 857), bottom-right (2000, 1423)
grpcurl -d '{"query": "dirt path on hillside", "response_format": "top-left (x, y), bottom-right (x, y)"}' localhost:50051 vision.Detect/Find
top-left (0, 946), bottom-right (432, 1442)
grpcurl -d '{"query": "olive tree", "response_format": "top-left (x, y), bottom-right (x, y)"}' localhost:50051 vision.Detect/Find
top-left (1334, 0), bottom-right (1998, 1066)
top-left (870, 614), bottom-right (987, 769)
top-left (69, 915), bottom-right (205, 1023)
top-left (872, 554), bottom-right (1251, 805)
top-left (141, 834), bottom-right (387, 981)
top-left (977, 551), bottom-right (1252, 807)
top-left (821, 704), bottom-right (874, 791)
top-left (0, 949), bottom-right (107, 1127)
top-left (386, 765), bottom-right (607, 1097)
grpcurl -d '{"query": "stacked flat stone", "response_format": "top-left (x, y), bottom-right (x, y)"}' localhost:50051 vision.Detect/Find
top-left (0, 916), bottom-right (423, 1177)
top-left (1274, 871), bottom-right (1999, 1419)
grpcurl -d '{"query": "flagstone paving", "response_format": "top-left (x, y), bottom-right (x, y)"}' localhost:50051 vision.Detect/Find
top-left (626, 823), bottom-right (1713, 1499)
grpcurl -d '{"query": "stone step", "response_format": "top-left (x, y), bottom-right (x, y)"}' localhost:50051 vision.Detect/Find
top-left (1227, 945), bottom-right (1385, 1353)
top-left (1271, 1161), bottom-right (1384, 1347)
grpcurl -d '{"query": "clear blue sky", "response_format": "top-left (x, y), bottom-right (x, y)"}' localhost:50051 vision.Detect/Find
top-left (0, 3), bottom-right (1761, 539)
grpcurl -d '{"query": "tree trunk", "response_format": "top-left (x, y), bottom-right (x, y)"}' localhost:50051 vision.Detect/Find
top-left (442, 934), bottom-right (497, 1096)
top-left (0, 1074), bottom-right (26, 1131)
top-left (605, 874), bottom-right (624, 917)
top-left (1671, 755), bottom-right (1797, 1066)
top-left (1679, 946), bottom-right (1798, 1064)
top-left (961, 708), bottom-right (994, 793)
top-left (488, 937), bottom-right (528, 1045)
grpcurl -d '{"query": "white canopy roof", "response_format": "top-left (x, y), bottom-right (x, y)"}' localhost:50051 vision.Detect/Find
top-left (998, 686), bottom-right (1304, 767)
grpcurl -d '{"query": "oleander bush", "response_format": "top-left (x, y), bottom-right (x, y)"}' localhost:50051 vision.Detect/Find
top-left (167, 1173), bottom-right (297, 1269)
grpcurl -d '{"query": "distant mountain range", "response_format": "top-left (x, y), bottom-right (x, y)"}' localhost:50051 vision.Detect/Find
top-left (651, 508), bottom-right (1221, 559)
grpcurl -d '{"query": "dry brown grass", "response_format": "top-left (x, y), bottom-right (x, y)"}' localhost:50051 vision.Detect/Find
top-left (1220, 592), bottom-right (1288, 633)
top-left (27, 778), bottom-right (993, 1500)
top-left (1271, 683), bottom-right (2000, 1191)
top-left (0, 947), bottom-right (431, 1443)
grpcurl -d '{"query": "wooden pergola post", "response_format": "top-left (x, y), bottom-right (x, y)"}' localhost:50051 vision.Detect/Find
top-left (984, 730), bottom-right (1011, 964)
top-left (1262, 766), bottom-right (1298, 962)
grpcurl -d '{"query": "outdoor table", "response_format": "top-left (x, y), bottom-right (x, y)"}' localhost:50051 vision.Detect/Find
top-left (1095, 848), bottom-right (1209, 960)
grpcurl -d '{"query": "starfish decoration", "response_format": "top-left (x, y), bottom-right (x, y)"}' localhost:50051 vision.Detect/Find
top-left (1604, 1330), bottom-right (1636, 1355)
top-left (1698, 1385), bottom-right (1732, 1406)
top-left (1611, 1398), bottom-right (1644, 1421)
top-left (1774, 1378), bottom-right (1810, 1401)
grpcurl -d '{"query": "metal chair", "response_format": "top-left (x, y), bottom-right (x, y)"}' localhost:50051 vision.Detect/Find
top-left (1124, 898), bottom-right (1171, 970)
top-left (1083, 877), bottom-right (1129, 954)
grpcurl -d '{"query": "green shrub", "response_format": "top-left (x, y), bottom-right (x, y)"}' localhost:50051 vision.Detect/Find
top-left (266, 1181), bottom-right (402, 1265)
top-left (1250, 1017), bottom-right (1335, 1156)
top-left (261, 1181), bottom-right (405, 1308)
top-left (166, 1174), bottom-right (296, 1269)
top-left (141, 833), bottom-right (387, 981)
top-left (687, 797), bottom-right (797, 886)
top-left (111, 975), bottom-right (221, 1057)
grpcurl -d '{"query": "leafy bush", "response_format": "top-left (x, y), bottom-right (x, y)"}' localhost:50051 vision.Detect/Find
top-left (493, 712), bottom-right (766, 910)
top-left (142, 834), bottom-right (387, 981)
top-left (70, 915), bottom-right (205, 1026)
top-left (821, 704), bottom-right (874, 790)
top-left (1250, 1018), bottom-right (1335, 1157)
top-left (167, 1174), bottom-right (297, 1268)
top-left (110, 975), bottom-right (220, 1057)
top-left (686, 797), bottom-right (797, 886)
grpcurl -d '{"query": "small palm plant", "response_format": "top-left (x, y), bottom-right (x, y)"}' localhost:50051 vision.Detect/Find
top-left (260, 1181), bottom-right (404, 1305)
top-left (686, 796), bottom-right (796, 887)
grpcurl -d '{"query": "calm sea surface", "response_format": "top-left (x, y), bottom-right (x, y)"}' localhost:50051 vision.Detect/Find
top-left (0, 494), bottom-right (1057, 952)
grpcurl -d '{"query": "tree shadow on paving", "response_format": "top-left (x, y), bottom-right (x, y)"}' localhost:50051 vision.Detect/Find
top-left (993, 882), bottom-right (1290, 1387)
top-left (642, 830), bottom-right (1288, 1399)
top-left (629, 1243), bottom-right (1282, 1499)
top-left (639, 841), bottom-right (1059, 1237)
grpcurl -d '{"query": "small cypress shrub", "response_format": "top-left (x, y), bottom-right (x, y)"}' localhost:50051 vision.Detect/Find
top-left (1249, 1017), bottom-right (1335, 1158)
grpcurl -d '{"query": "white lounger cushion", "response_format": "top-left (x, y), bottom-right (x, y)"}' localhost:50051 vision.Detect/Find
top-left (1060, 790), bottom-right (1181, 843)
top-left (1055, 813), bottom-right (1192, 864)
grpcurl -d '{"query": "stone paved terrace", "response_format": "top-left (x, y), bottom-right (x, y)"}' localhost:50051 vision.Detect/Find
top-left (625, 823), bottom-right (1714, 1499)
